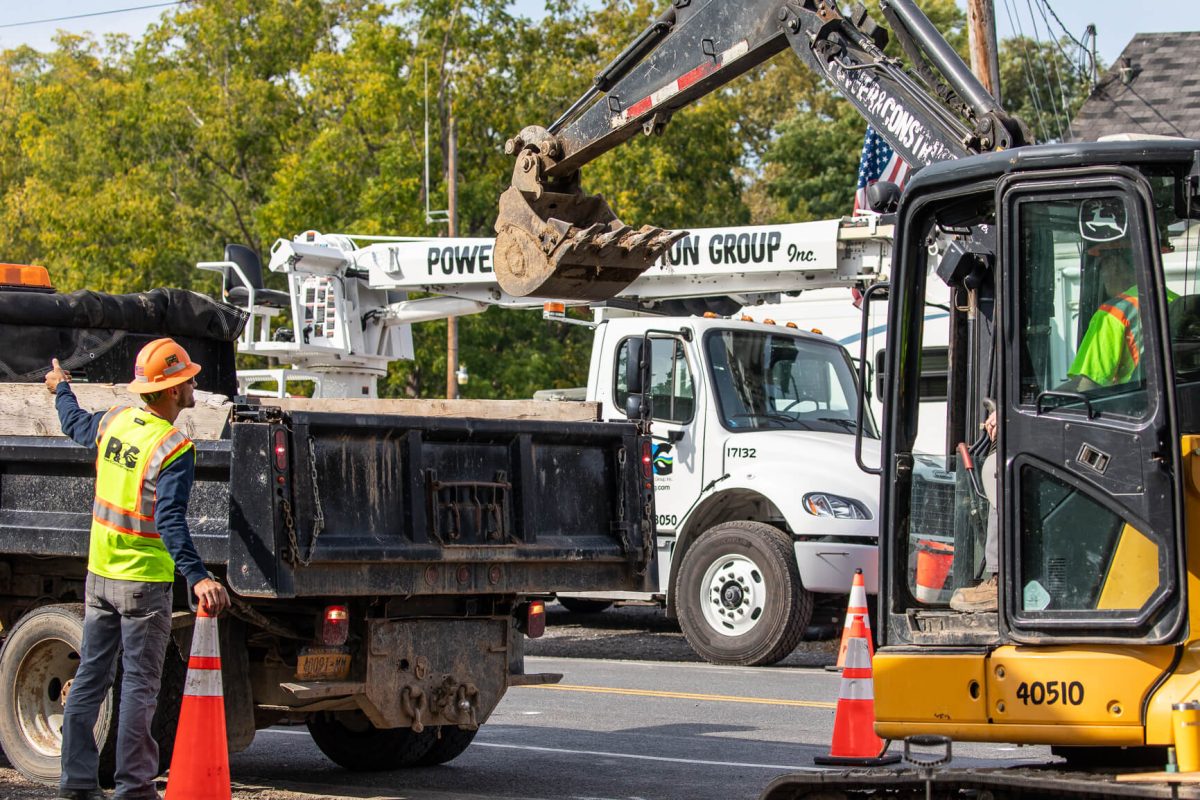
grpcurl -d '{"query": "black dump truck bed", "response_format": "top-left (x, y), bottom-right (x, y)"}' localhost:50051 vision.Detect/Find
top-left (0, 403), bottom-right (655, 597)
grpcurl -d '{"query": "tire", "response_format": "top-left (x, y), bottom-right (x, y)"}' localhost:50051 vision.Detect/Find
top-left (0, 604), bottom-right (113, 786)
top-left (0, 603), bottom-right (186, 787)
top-left (306, 711), bottom-right (436, 771)
top-left (557, 597), bottom-right (614, 614)
top-left (412, 725), bottom-right (478, 766)
top-left (675, 521), bottom-right (811, 666)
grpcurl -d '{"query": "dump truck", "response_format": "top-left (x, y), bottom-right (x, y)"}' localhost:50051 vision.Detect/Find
top-left (0, 274), bottom-right (655, 784)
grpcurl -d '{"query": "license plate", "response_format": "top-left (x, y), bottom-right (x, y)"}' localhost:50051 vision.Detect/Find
top-left (296, 647), bottom-right (352, 681)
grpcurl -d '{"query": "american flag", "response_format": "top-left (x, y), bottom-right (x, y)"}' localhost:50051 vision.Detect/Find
top-left (853, 125), bottom-right (910, 213)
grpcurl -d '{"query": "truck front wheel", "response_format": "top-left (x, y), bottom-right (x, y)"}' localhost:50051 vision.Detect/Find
top-left (307, 711), bottom-right (438, 771)
top-left (0, 603), bottom-right (186, 786)
top-left (676, 521), bottom-right (811, 666)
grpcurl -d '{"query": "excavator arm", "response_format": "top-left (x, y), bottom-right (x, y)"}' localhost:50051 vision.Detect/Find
top-left (495, 0), bottom-right (1028, 300)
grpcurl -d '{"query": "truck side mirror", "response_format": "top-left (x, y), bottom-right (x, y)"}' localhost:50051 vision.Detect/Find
top-left (624, 394), bottom-right (647, 420)
top-left (625, 338), bottom-right (645, 395)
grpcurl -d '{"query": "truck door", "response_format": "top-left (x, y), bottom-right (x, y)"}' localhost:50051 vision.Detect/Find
top-left (993, 172), bottom-right (1184, 732)
top-left (614, 334), bottom-right (703, 574)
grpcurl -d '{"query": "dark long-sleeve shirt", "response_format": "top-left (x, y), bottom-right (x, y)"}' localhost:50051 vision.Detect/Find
top-left (56, 382), bottom-right (209, 587)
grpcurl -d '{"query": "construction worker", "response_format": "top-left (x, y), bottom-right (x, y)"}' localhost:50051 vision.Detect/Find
top-left (45, 339), bottom-right (230, 800)
top-left (1067, 251), bottom-right (1176, 390)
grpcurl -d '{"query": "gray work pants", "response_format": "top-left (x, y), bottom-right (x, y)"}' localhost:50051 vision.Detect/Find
top-left (61, 572), bottom-right (173, 799)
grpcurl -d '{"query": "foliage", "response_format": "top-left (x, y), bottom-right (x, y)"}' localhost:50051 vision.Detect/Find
top-left (0, 0), bottom-right (1087, 398)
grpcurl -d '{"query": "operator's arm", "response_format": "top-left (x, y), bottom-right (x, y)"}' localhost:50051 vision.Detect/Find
top-left (155, 451), bottom-right (231, 613)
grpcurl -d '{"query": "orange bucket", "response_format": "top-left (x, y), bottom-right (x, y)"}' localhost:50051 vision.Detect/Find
top-left (914, 538), bottom-right (954, 603)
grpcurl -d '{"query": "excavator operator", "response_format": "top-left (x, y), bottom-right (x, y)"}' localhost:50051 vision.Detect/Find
top-left (1067, 251), bottom-right (1177, 391)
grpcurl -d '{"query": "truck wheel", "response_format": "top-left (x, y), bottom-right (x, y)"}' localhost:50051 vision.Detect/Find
top-left (412, 726), bottom-right (478, 766)
top-left (0, 603), bottom-right (187, 786)
top-left (0, 604), bottom-right (114, 785)
top-left (307, 711), bottom-right (435, 771)
top-left (557, 597), bottom-right (614, 614)
top-left (676, 521), bottom-right (811, 666)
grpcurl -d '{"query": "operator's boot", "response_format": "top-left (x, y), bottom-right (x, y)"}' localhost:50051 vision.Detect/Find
top-left (949, 574), bottom-right (998, 612)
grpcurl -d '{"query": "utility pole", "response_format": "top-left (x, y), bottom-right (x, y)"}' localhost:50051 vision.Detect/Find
top-left (966, 0), bottom-right (1001, 102)
top-left (446, 115), bottom-right (460, 400)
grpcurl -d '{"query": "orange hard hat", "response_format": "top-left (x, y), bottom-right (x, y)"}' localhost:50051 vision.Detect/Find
top-left (128, 338), bottom-right (202, 394)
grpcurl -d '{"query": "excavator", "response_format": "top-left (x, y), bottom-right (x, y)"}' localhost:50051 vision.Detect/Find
top-left (494, 0), bottom-right (1200, 796)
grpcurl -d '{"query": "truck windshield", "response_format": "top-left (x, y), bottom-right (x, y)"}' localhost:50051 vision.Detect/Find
top-left (705, 329), bottom-right (876, 437)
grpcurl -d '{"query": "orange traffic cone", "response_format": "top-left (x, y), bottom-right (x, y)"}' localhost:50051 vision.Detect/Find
top-left (165, 606), bottom-right (231, 800)
top-left (826, 568), bottom-right (873, 672)
top-left (814, 614), bottom-right (900, 766)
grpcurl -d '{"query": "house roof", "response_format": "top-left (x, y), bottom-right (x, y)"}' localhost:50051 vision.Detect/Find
top-left (1069, 32), bottom-right (1200, 142)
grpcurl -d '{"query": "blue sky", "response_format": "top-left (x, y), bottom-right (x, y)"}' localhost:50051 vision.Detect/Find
top-left (0, 1), bottom-right (1195, 69)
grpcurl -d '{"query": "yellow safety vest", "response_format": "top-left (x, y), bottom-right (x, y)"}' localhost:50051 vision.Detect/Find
top-left (89, 406), bottom-right (193, 583)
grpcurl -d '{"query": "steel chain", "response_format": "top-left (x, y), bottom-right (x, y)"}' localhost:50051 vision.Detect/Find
top-left (297, 434), bottom-right (325, 567)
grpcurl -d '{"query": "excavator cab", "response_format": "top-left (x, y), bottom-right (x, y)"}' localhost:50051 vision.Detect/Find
top-left (869, 140), bottom-right (1200, 752)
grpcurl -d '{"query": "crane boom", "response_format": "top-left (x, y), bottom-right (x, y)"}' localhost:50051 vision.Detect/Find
top-left (494, 0), bottom-right (1028, 301)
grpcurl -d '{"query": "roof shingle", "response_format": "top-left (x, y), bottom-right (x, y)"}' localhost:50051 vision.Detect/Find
top-left (1069, 32), bottom-right (1200, 142)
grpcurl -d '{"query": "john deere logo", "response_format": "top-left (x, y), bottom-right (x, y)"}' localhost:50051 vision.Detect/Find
top-left (164, 354), bottom-right (180, 367)
top-left (652, 444), bottom-right (674, 476)
top-left (103, 437), bottom-right (141, 470)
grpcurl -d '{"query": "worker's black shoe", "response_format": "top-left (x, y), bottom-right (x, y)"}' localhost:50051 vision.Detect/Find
top-left (57, 789), bottom-right (106, 800)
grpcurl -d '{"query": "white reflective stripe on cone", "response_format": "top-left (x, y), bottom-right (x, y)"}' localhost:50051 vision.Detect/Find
top-left (184, 667), bottom-right (224, 697)
top-left (190, 619), bottom-right (220, 657)
top-left (844, 637), bottom-right (872, 670)
top-left (839, 677), bottom-right (876, 702)
top-left (848, 581), bottom-right (868, 610)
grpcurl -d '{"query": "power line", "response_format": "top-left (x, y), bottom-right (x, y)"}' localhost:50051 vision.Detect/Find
top-left (1002, 0), bottom-right (1049, 141)
top-left (1025, 0), bottom-right (1065, 140)
top-left (0, 1), bottom-right (184, 31)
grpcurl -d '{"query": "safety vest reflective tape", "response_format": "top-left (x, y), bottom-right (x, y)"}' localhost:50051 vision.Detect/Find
top-left (89, 406), bottom-right (194, 583)
top-left (1099, 292), bottom-right (1142, 375)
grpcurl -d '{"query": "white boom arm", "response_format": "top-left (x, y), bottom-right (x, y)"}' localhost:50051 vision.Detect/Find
top-left (201, 217), bottom-right (891, 397)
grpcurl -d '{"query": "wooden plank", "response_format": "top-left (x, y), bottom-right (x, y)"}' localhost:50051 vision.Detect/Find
top-left (267, 397), bottom-right (601, 423)
top-left (0, 383), bottom-right (232, 440)
top-left (1116, 771), bottom-right (1200, 783)
top-left (0, 383), bottom-right (602, 441)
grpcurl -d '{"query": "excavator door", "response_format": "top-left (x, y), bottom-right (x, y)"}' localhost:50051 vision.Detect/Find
top-left (988, 169), bottom-right (1185, 741)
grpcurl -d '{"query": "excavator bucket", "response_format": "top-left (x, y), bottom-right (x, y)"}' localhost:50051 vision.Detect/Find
top-left (494, 183), bottom-right (686, 302)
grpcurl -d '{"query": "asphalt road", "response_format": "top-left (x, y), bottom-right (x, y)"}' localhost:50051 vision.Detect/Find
top-left (224, 654), bottom-right (1052, 800)
top-left (0, 604), bottom-right (1054, 800)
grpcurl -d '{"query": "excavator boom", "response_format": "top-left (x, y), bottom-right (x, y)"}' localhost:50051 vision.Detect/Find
top-left (494, 0), bottom-right (1028, 300)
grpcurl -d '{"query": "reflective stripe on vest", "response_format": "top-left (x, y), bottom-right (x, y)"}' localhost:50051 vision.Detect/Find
top-left (89, 407), bottom-right (194, 582)
top-left (1099, 292), bottom-right (1142, 378)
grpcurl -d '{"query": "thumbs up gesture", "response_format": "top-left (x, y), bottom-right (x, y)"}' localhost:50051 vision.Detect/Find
top-left (45, 358), bottom-right (71, 393)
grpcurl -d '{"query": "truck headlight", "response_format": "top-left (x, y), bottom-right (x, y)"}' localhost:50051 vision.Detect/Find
top-left (802, 493), bottom-right (871, 520)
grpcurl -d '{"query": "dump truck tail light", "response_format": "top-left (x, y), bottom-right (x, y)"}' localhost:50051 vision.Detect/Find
top-left (273, 429), bottom-right (288, 472)
top-left (321, 605), bottom-right (349, 646)
top-left (526, 600), bottom-right (546, 638)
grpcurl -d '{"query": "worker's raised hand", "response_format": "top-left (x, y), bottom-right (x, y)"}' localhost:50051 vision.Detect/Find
top-left (44, 358), bottom-right (71, 393)
top-left (194, 576), bottom-right (231, 615)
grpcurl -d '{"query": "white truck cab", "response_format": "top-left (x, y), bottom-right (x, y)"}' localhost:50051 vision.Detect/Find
top-left (568, 311), bottom-right (880, 665)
